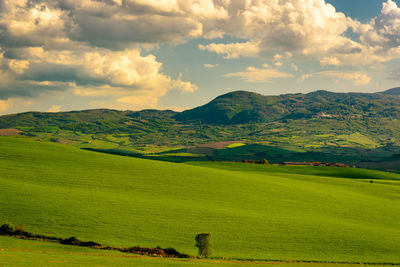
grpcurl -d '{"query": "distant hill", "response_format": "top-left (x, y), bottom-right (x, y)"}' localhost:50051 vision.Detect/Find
top-left (382, 87), bottom-right (400, 95)
top-left (0, 109), bottom-right (176, 133)
top-left (175, 90), bottom-right (400, 124)
top-left (1, 89), bottom-right (400, 128)
top-left (0, 89), bottom-right (400, 173)
top-left (175, 91), bottom-right (282, 124)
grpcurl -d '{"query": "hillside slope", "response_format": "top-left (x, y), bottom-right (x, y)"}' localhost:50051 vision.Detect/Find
top-left (0, 137), bottom-right (399, 263)
top-left (175, 90), bottom-right (400, 124)
top-left (382, 87), bottom-right (400, 95)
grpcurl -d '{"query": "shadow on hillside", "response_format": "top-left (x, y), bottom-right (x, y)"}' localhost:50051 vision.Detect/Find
top-left (81, 148), bottom-right (208, 163)
top-left (81, 144), bottom-right (400, 173)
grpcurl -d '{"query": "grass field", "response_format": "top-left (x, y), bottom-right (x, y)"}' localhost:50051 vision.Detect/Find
top-left (0, 137), bottom-right (399, 264)
top-left (0, 236), bottom-right (394, 267)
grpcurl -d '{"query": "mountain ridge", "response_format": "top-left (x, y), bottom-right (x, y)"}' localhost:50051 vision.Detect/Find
top-left (175, 89), bottom-right (400, 124)
top-left (382, 87), bottom-right (400, 95)
top-left (1, 89), bottom-right (400, 127)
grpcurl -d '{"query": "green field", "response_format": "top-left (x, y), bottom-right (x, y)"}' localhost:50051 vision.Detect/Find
top-left (0, 236), bottom-right (393, 267)
top-left (0, 137), bottom-right (399, 264)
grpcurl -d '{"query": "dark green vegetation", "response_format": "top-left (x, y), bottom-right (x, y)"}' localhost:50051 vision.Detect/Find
top-left (0, 223), bottom-right (189, 258)
top-left (176, 89), bottom-right (400, 124)
top-left (1, 89), bottom-right (400, 172)
top-left (195, 233), bottom-right (212, 258)
top-left (1, 137), bottom-right (399, 264)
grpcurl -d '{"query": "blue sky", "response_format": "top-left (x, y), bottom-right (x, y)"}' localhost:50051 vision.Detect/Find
top-left (327, 0), bottom-right (385, 22)
top-left (1, 0), bottom-right (400, 114)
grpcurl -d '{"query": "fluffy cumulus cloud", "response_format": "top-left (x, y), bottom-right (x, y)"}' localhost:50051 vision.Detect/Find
top-left (358, 0), bottom-right (400, 52)
top-left (318, 71), bottom-right (371, 85)
top-left (224, 64), bottom-right (292, 83)
top-left (198, 0), bottom-right (356, 61)
top-left (2, 0), bottom-right (400, 111)
top-left (0, 0), bottom-right (198, 109)
top-left (197, 0), bottom-right (400, 67)
top-left (300, 71), bottom-right (371, 85)
top-left (199, 41), bottom-right (260, 59)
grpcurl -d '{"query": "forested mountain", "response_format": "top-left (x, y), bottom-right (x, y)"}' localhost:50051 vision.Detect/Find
top-left (175, 90), bottom-right (400, 124)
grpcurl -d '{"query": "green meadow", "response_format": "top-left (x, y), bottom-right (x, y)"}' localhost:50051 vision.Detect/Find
top-left (0, 236), bottom-right (242, 267)
top-left (0, 236), bottom-right (393, 267)
top-left (0, 137), bottom-right (399, 264)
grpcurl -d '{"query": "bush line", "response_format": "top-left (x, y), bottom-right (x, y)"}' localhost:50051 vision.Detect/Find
top-left (1, 223), bottom-right (399, 265)
top-left (0, 224), bottom-right (190, 258)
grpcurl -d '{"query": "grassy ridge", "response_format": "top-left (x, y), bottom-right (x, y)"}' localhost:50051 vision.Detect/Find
top-left (185, 161), bottom-right (400, 181)
top-left (0, 137), bottom-right (399, 263)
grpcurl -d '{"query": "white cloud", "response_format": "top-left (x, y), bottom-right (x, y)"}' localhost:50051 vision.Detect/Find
top-left (317, 71), bottom-right (371, 85)
top-left (47, 105), bottom-right (61, 112)
top-left (197, 0), bottom-right (356, 62)
top-left (0, 99), bottom-right (12, 112)
top-left (298, 73), bottom-right (313, 82)
top-left (2, 0), bottom-right (400, 66)
top-left (69, 48), bottom-right (197, 106)
top-left (204, 63), bottom-right (219, 68)
top-left (224, 64), bottom-right (292, 83)
top-left (1, 47), bottom-right (197, 108)
top-left (199, 41), bottom-right (260, 59)
top-left (2, 0), bottom-right (400, 112)
top-left (358, 0), bottom-right (400, 50)
top-left (0, 0), bottom-right (204, 109)
top-left (196, 0), bottom-right (400, 66)
top-left (320, 56), bottom-right (341, 66)
top-left (273, 53), bottom-right (292, 67)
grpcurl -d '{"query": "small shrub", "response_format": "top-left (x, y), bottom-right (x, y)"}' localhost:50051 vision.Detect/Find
top-left (0, 224), bottom-right (13, 235)
top-left (80, 240), bottom-right (101, 247)
top-left (14, 224), bottom-right (25, 235)
top-left (61, 236), bottom-right (81, 246)
top-left (163, 247), bottom-right (180, 256)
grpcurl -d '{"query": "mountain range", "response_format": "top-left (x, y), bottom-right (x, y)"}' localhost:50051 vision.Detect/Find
top-left (1, 87), bottom-right (400, 128)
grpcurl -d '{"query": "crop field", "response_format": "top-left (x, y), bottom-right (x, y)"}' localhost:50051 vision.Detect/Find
top-left (0, 137), bottom-right (399, 265)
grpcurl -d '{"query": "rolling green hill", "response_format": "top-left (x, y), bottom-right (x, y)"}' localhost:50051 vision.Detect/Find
top-left (1, 137), bottom-right (399, 263)
top-left (0, 89), bottom-right (400, 172)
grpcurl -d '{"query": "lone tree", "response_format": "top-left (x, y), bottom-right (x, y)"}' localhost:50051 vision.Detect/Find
top-left (195, 233), bottom-right (212, 258)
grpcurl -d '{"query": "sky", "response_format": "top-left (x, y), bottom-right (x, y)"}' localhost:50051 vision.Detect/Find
top-left (1, 0), bottom-right (400, 115)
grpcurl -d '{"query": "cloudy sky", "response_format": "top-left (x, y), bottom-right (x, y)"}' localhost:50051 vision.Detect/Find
top-left (1, 0), bottom-right (400, 115)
